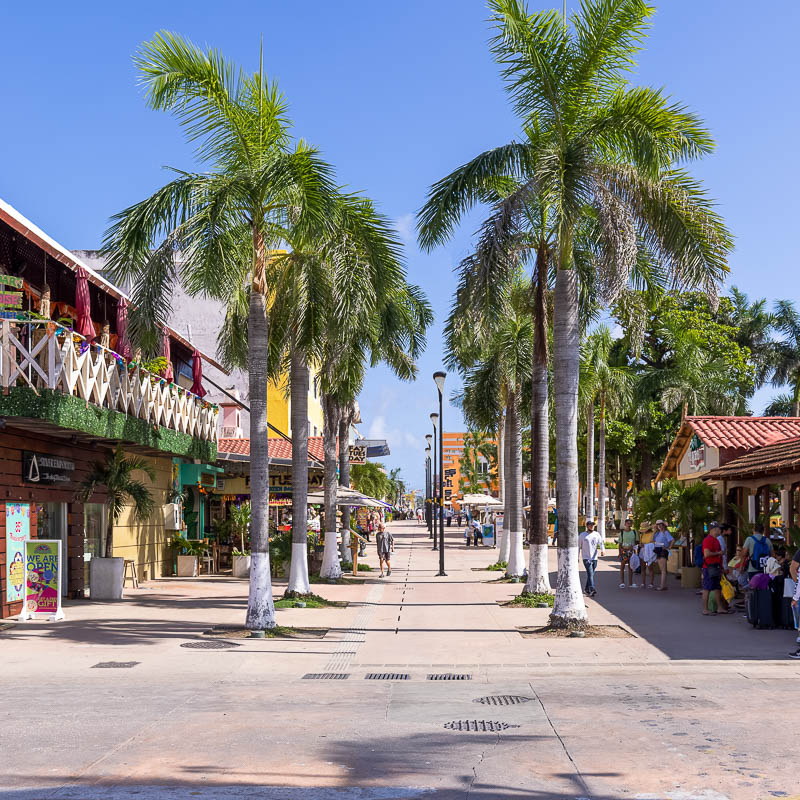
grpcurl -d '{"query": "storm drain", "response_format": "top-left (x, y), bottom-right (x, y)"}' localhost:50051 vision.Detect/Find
top-left (364, 672), bottom-right (410, 680)
top-left (444, 720), bottom-right (520, 732)
top-left (427, 673), bottom-right (471, 681)
top-left (181, 640), bottom-right (240, 650)
top-left (303, 673), bottom-right (350, 680)
top-left (473, 695), bottom-right (533, 706)
top-left (92, 661), bottom-right (139, 669)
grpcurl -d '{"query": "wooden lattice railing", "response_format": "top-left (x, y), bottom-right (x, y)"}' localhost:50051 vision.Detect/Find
top-left (0, 321), bottom-right (218, 443)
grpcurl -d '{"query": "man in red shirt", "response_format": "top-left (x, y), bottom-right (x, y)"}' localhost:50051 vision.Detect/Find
top-left (701, 522), bottom-right (731, 616)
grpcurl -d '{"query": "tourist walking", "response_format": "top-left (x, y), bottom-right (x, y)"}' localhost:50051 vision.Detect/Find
top-left (579, 519), bottom-right (603, 597)
top-left (744, 523), bottom-right (773, 575)
top-left (376, 522), bottom-right (394, 577)
top-left (618, 518), bottom-right (638, 588)
top-left (701, 522), bottom-right (732, 615)
top-left (653, 520), bottom-right (674, 591)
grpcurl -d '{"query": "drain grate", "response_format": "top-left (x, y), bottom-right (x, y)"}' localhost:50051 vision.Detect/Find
top-left (364, 672), bottom-right (410, 680)
top-left (92, 661), bottom-right (139, 669)
top-left (303, 673), bottom-right (350, 680)
top-left (473, 695), bottom-right (533, 706)
top-left (181, 640), bottom-right (240, 649)
top-left (444, 720), bottom-right (520, 732)
top-left (427, 673), bottom-right (471, 681)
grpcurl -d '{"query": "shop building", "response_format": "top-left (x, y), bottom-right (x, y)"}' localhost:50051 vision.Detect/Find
top-left (441, 432), bottom-right (499, 510)
top-left (0, 198), bottom-right (220, 618)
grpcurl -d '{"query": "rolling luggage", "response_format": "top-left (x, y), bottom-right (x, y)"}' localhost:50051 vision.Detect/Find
top-left (746, 588), bottom-right (774, 629)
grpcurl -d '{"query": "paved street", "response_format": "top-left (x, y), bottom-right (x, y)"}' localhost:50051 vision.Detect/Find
top-left (1, 520), bottom-right (797, 800)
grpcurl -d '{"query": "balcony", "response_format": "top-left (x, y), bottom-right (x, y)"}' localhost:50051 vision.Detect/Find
top-left (0, 321), bottom-right (218, 460)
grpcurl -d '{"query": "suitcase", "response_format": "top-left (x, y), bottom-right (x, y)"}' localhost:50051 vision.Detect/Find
top-left (747, 589), bottom-right (774, 629)
top-left (779, 596), bottom-right (795, 629)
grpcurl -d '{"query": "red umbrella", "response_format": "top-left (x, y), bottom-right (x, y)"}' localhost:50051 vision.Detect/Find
top-left (75, 267), bottom-right (95, 343)
top-left (115, 298), bottom-right (132, 359)
top-left (160, 327), bottom-right (174, 381)
top-left (190, 349), bottom-right (207, 397)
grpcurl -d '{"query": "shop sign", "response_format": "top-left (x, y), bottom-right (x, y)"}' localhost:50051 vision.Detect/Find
top-left (22, 452), bottom-right (75, 485)
top-left (0, 291), bottom-right (22, 308)
top-left (688, 434), bottom-right (706, 471)
top-left (0, 274), bottom-right (24, 289)
top-left (5, 502), bottom-right (30, 603)
top-left (0, 310), bottom-right (26, 321)
top-left (268, 472), bottom-right (323, 492)
top-left (349, 445), bottom-right (367, 465)
top-left (22, 539), bottom-right (64, 620)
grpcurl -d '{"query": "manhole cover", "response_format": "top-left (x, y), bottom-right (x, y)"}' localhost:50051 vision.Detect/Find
top-left (180, 640), bottom-right (240, 649)
top-left (473, 695), bottom-right (533, 706)
top-left (302, 673), bottom-right (350, 680)
top-left (427, 673), bottom-right (471, 681)
top-left (92, 661), bottom-right (140, 669)
top-left (444, 720), bottom-right (520, 731)
top-left (364, 673), bottom-right (410, 680)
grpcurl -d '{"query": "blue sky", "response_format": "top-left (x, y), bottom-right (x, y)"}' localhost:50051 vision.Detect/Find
top-left (2, 1), bottom-right (798, 495)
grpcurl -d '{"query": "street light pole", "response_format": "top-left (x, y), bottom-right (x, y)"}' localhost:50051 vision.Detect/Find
top-left (434, 371), bottom-right (447, 576)
top-left (430, 413), bottom-right (439, 550)
top-left (425, 435), bottom-right (432, 538)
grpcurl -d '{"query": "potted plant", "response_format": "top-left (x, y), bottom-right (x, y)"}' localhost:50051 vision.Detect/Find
top-left (78, 446), bottom-right (155, 600)
top-left (229, 502), bottom-right (251, 578)
top-left (170, 535), bottom-right (208, 576)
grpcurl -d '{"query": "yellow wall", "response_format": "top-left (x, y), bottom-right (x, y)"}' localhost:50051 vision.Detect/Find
top-left (110, 455), bottom-right (174, 581)
top-left (267, 366), bottom-right (324, 439)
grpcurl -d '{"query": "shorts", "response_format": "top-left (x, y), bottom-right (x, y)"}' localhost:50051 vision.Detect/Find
top-left (620, 548), bottom-right (634, 565)
top-left (702, 567), bottom-right (721, 592)
top-left (654, 546), bottom-right (668, 561)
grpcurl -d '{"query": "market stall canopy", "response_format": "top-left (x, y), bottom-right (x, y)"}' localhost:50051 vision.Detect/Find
top-left (461, 493), bottom-right (502, 506)
top-left (307, 485), bottom-right (389, 508)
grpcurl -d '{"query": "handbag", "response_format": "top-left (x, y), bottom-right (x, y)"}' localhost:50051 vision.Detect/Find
top-left (720, 575), bottom-right (735, 602)
top-left (706, 563), bottom-right (722, 579)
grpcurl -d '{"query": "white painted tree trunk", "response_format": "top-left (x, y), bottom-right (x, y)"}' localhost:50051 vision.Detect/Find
top-left (525, 259), bottom-right (552, 594)
top-left (498, 410), bottom-right (511, 564)
top-left (320, 533), bottom-right (341, 580)
top-left (586, 401), bottom-right (595, 522)
top-left (551, 268), bottom-right (587, 626)
top-left (244, 272), bottom-right (276, 631)
top-left (287, 348), bottom-right (311, 596)
top-left (320, 394), bottom-right (342, 580)
top-left (338, 409), bottom-right (353, 562)
top-left (506, 394), bottom-right (525, 577)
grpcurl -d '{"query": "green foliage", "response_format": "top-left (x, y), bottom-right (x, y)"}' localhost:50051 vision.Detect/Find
top-left (170, 535), bottom-right (209, 556)
top-left (229, 502), bottom-right (251, 554)
top-left (605, 419), bottom-right (634, 455)
top-left (510, 592), bottom-right (554, 608)
top-left (635, 478), bottom-right (714, 539)
top-left (0, 387), bottom-right (216, 461)
top-left (351, 462), bottom-right (391, 500)
top-left (275, 593), bottom-right (343, 608)
top-left (269, 530), bottom-right (293, 568)
top-left (487, 561), bottom-right (508, 571)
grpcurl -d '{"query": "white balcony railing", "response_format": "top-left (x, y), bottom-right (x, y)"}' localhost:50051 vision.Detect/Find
top-left (0, 320), bottom-right (218, 444)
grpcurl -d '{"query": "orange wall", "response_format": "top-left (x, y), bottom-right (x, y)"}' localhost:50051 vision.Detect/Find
top-left (440, 432), bottom-right (498, 510)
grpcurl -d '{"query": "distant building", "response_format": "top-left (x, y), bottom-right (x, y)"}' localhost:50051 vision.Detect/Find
top-left (441, 432), bottom-right (498, 510)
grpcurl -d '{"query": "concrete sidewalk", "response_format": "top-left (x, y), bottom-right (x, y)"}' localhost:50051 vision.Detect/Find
top-left (1, 519), bottom-right (797, 799)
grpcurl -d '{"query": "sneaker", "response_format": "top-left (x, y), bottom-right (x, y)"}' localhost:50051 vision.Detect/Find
top-left (648, 584), bottom-right (655, 589)
top-left (631, 583), bottom-right (639, 588)
top-left (790, 649), bottom-right (800, 659)
top-left (619, 583), bottom-right (626, 589)
top-left (387, 568), bottom-right (391, 576)
top-left (590, 589), bottom-right (597, 597)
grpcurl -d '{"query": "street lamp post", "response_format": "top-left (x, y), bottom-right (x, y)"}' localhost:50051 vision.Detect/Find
top-left (433, 371), bottom-right (447, 576)
top-left (425, 435), bottom-right (432, 538)
top-left (430, 413), bottom-right (439, 550)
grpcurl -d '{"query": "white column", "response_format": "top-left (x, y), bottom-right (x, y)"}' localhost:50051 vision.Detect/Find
top-left (747, 493), bottom-right (757, 524)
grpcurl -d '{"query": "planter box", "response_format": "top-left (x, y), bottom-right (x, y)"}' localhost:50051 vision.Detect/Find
top-left (90, 557), bottom-right (125, 600)
top-left (232, 554), bottom-right (251, 578)
top-left (177, 555), bottom-right (198, 577)
top-left (681, 566), bottom-right (702, 589)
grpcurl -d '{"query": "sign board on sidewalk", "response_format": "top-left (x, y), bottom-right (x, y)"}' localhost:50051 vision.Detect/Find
top-left (22, 540), bottom-right (64, 621)
top-left (5, 502), bottom-right (30, 602)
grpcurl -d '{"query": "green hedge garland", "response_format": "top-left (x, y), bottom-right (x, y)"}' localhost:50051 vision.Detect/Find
top-left (0, 387), bottom-right (217, 461)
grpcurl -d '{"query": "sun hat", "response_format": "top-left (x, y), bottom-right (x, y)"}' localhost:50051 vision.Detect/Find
top-left (585, 519), bottom-right (595, 525)
top-left (655, 519), bottom-right (665, 526)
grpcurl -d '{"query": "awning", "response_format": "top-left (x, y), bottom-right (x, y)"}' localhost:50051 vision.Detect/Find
top-left (307, 485), bottom-right (389, 508)
top-left (461, 493), bottom-right (502, 506)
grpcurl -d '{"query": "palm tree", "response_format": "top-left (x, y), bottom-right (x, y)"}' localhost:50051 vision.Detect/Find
top-left (459, 430), bottom-right (494, 495)
top-left (102, 33), bottom-right (338, 630)
top-left (338, 401), bottom-right (359, 559)
top-left (582, 326), bottom-right (632, 536)
top-left (351, 463), bottom-right (392, 499)
top-left (772, 300), bottom-right (800, 415)
top-left (420, 0), bottom-right (730, 625)
top-left (78, 446), bottom-right (155, 559)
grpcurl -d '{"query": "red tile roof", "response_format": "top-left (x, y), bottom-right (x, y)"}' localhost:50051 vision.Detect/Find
top-left (687, 416), bottom-right (800, 450)
top-left (703, 436), bottom-right (800, 481)
top-left (218, 436), bottom-right (326, 463)
top-left (656, 416), bottom-right (800, 482)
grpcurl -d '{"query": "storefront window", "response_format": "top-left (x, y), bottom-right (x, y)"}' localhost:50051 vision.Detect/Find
top-left (83, 504), bottom-right (106, 589)
top-left (37, 503), bottom-right (67, 596)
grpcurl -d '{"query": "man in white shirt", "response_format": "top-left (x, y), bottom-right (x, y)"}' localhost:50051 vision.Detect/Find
top-left (579, 519), bottom-right (604, 597)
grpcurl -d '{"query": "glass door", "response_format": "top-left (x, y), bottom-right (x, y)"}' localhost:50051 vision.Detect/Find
top-left (37, 503), bottom-right (68, 596)
top-left (83, 504), bottom-right (107, 591)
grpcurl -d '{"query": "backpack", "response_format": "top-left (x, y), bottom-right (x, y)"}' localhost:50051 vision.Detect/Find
top-left (749, 535), bottom-right (770, 572)
top-left (693, 543), bottom-right (704, 567)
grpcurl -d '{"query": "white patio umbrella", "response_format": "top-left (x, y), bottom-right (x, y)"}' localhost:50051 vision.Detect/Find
top-left (307, 485), bottom-right (386, 508)
top-left (461, 493), bottom-right (502, 506)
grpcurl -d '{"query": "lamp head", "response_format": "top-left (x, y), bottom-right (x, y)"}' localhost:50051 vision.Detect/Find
top-left (433, 370), bottom-right (446, 394)
top-left (430, 412), bottom-right (439, 428)
top-left (425, 433), bottom-right (432, 445)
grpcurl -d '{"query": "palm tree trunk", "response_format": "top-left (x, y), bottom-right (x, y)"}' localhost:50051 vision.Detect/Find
top-left (616, 454), bottom-right (627, 526)
top-left (245, 233), bottom-right (276, 630)
top-left (104, 507), bottom-right (114, 559)
top-left (338, 409), bottom-right (352, 561)
top-left (506, 392), bottom-right (525, 576)
top-left (597, 393), bottom-right (607, 540)
top-left (320, 392), bottom-right (342, 579)
top-left (497, 411), bottom-right (505, 507)
top-left (498, 410), bottom-right (511, 564)
top-left (525, 258), bottom-right (551, 594)
top-left (287, 347), bottom-right (310, 596)
top-left (586, 402), bottom-right (595, 521)
top-left (551, 266), bottom-right (587, 627)
top-left (793, 381), bottom-right (800, 417)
